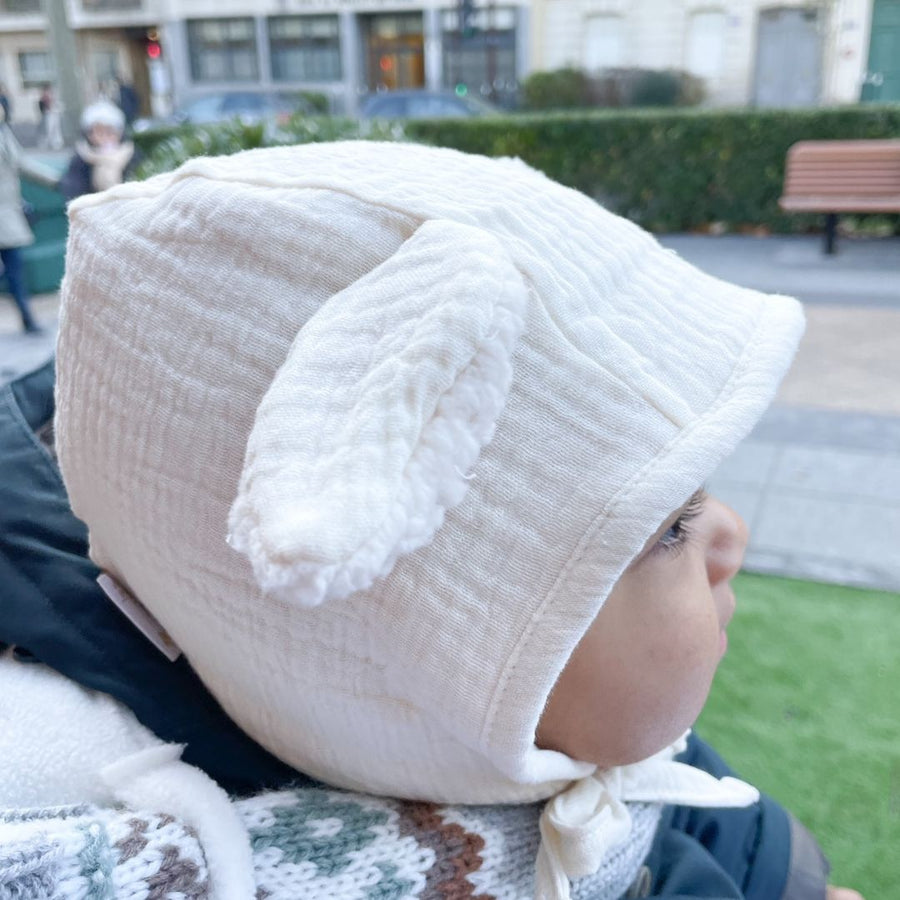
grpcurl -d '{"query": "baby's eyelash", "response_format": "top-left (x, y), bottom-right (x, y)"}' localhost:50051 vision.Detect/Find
top-left (655, 489), bottom-right (706, 555)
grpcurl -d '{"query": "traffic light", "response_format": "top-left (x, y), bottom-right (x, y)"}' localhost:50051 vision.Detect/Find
top-left (145, 28), bottom-right (162, 60)
top-left (458, 0), bottom-right (475, 39)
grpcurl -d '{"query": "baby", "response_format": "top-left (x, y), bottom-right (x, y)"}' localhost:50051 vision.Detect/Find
top-left (40, 141), bottom-right (860, 898)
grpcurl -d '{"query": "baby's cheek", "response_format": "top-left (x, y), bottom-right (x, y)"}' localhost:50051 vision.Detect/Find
top-left (653, 607), bottom-right (721, 710)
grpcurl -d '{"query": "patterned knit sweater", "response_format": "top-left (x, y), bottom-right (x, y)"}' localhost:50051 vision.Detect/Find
top-left (0, 787), bottom-right (659, 899)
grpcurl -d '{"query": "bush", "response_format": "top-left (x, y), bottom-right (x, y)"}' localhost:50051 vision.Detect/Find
top-left (521, 68), bottom-right (590, 111)
top-left (629, 69), bottom-right (690, 106)
top-left (297, 91), bottom-right (330, 114)
top-left (522, 66), bottom-right (705, 111)
top-left (406, 104), bottom-right (900, 232)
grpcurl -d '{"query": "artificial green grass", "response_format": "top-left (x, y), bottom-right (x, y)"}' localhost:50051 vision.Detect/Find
top-left (696, 573), bottom-right (899, 899)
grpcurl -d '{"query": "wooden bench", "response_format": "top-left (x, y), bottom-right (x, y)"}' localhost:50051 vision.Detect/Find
top-left (779, 139), bottom-right (900, 254)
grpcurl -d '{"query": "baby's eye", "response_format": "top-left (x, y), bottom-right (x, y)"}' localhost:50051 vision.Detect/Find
top-left (655, 489), bottom-right (706, 554)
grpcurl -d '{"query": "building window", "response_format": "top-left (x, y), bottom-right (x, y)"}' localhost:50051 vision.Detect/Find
top-left (685, 10), bottom-right (726, 79)
top-left (187, 18), bottom-right (258, 82)
top-left (268, 15), bottom-right (341, 82)
top-left (18, 51), bottom-right (55, 88)
top-left (441, 7), bottom-right (517, 106)
top-left (0, 0), bottom-right (41, 12)
top-left (80, 0), bottom-right (143, 9)
top-left (584, 15), bottom-right (624, 71)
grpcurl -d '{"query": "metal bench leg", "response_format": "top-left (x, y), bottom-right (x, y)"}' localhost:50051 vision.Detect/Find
top-left (824, 213), bottom-right (838, 255)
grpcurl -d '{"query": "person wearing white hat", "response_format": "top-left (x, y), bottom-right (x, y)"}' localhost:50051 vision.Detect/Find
top-left (59, 98), bottom-right (136, 200)
top-left (41, 141), bottom-right (861, 899)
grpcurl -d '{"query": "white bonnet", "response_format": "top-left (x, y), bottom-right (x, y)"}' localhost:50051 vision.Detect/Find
top-left (80, 99), bottom-right (125, 133)
top-left (55, 142), bottom-right (803, 811)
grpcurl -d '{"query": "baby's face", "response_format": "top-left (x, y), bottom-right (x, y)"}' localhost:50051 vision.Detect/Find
top-left (536, 491), bottom-right (747, 768)
top-left (87, 123), bottom-right (121, 149)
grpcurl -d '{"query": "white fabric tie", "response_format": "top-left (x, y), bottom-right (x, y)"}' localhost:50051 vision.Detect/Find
top-left (534, 734), bottom-right (760, 900)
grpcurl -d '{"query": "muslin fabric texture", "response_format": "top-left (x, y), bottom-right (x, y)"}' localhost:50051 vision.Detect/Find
top-left (55, 143), bottom-right (802, 838)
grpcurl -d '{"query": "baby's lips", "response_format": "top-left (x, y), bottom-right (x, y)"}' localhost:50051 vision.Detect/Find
top-left (717, 587), bottom-right (736, 632)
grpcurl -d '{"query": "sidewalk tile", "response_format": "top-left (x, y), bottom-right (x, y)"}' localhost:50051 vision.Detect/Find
top-left (770, 445), bottom-right (900, 503)
top-left (709, 440), bottom-right (780, 486)
top-left (751, 494), bottom-right (900, 586)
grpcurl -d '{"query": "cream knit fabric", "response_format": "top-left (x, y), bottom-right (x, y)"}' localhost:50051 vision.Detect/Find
top-left (55, 142), bottom-right (803, 894)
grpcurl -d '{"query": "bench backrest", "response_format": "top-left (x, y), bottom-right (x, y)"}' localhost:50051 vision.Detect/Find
top-left (780, 139), bottom-right (900, 212)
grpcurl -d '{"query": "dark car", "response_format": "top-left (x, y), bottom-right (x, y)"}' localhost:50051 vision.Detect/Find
top-left (358, 90), bottom-right (499, 119)
top-left (133, 90), bottom-right (314, 133)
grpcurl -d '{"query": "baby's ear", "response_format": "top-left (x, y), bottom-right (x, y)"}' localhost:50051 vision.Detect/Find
top-left (228, 219), bottom-right (528, 606)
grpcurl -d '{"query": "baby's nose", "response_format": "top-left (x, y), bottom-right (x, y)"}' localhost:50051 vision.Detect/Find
top-left (705, 497), bottom-right (749, 584)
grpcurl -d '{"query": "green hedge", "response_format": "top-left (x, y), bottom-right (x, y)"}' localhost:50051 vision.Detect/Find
top-left (134, 105), bottom-right (900, 233)
top-left (406, 105), bottom-right (900, 232)
top-left (133, 116), bottom-right (404, 179)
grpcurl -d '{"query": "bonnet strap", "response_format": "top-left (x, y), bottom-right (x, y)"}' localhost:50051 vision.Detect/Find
top-left (534, 734), bottom-right (759, 900)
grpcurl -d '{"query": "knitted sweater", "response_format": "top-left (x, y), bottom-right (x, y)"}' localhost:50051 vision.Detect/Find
top-left (0, 790), bottom-right (659, 899)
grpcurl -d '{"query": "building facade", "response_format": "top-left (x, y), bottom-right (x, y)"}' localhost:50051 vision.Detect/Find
top-left (0, 0), bottom-right (897, 127)
top-left (0, 0), bottom-right (160, 124)
top-left (530, 0), bottom-right (899, 107)
top-left (162, 0), bottom-right (529, 113)
top-left (0, 0), bottom-right (530, 122)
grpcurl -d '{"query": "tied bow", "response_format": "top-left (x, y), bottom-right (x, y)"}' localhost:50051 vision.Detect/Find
top-left (534, 733), bottom-right (759, 900)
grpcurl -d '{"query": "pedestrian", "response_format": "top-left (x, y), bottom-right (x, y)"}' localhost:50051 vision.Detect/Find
top-left (0, 83), bottom-right (11, 124)
top-left (59, 99), bottom-right (136, 200)
top-left (115, 75), bottom-right (140, 126)
top-left (0, 101), bottom-right (41, 333)
top-left (3, 142), bottom-right (863, 900)
top-left (37, 83), bottom-right (63, 150)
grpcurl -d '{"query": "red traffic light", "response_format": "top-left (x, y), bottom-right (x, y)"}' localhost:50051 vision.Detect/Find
top-left (146, 40), bottom-right (161, 59)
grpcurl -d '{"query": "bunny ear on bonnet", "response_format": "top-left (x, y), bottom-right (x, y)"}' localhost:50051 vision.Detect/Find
top-left (227, 219), bottom-right (529, 607)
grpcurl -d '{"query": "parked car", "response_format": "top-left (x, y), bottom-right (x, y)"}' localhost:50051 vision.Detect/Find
top-left (132, 90), bottom-right (314, 133)
top-left (358, 90), bottom-right (499, 119)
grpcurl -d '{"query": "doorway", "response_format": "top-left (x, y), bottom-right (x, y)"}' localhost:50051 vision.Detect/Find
top-left (361, 13), bottom-right (425, 92)
top-left (752, 7), bottom-right (822, 107)
top-left (862, 0), bottom-right (900, 102)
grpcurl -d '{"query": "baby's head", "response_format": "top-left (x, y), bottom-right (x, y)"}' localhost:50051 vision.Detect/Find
top-left (55, 142), bottom-right (801, 809)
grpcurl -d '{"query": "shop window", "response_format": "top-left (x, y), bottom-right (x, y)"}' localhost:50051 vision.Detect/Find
top-left (18, 50), bottom-right (54, 88)
top-left (268, 15), bottom-right (341, 82)
top-left (685, 9), bottom-right (726, 79)
top-left (187, 18), bottom-right (258, 82)
top-left (584, 15), bottom-right (624, 71)
top-left (441, 6), bottom-right (517, 106)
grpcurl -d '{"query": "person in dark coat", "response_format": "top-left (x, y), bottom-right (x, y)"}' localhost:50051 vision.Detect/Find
top-left (116, 76), bottom-right (140, 126)
top-left (59, 99), bottom-right (137, 201)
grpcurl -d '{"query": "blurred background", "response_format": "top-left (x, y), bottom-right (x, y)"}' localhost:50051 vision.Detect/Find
top-left (0, 0), bottom-right (896, 137)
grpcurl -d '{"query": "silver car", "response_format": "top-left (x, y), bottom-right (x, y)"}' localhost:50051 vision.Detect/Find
top-left (133, 90), bottom-right (314, 132)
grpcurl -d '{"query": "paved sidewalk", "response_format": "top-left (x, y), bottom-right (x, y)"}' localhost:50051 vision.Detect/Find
top-left (0, 293), bottom-right (59, 383)
top-left (659, 233), bottom-right (900, 308)
top-left (3, 234), bottom-right (899, 591)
